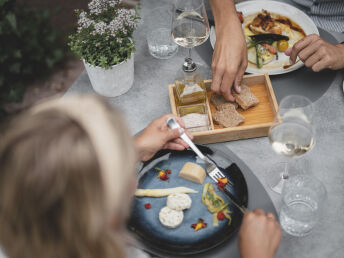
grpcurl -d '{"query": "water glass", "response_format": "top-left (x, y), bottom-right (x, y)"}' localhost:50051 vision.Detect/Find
top-left (145, 6), bottom-right (178, 59)
top-left (280, 174), bottom-right (326, 237)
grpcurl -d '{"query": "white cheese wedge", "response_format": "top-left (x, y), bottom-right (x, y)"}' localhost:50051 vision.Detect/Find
top-left (178, 162), bottom-right (206, 184)
top-left (167, 193), bottom-right (192, 211)
top-left (159, 206), bottom-right (184, 228)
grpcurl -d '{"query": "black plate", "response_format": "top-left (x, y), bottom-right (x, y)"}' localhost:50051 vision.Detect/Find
top-left (128, 145), bottom-right (248, 255)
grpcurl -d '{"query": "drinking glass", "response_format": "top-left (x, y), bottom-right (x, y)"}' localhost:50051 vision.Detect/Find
top-left (171, 0), bottom-right (210, 72)
top-left (267, 95), bottom-right (314, 194)
top-left (280, 174), bottom-right (326, 236)
top-left (145, 6), bottom-right (178, 59)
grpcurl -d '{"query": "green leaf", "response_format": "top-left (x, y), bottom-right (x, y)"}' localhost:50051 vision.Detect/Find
top-left (6, 12), bottom-right (16, 30)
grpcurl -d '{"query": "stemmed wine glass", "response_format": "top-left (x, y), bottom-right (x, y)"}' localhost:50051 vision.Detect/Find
top-left (267, 95), bottom-right (315, 194)
top-left (171, 0), bottom-right (210, 72)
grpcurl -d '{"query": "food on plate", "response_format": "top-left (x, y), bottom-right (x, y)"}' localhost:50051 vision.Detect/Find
top-left (202, 183), bottom-right (228, 213)
top-left (247, 34), bottom-right (290, 68)
top-left (167, 193), bottom-right (192, 211)
top-left (144, 203), bottom-right (151, 209)
top-left (245, 9), bottom-right (305, 38)
top-left (191, 218), bottom-right (207, 232)
top-left (178, 162), bottom-right (206, 184)
top-left (210, 93), bottom-right (238, 109)
top-left (202, 183), bottom-right (232, 226)
top-left (277, 39), bottom-right (288, 52)
top-left (135, 186), bottom-right (197, 197)
top-left (215, 210), bottom-right (232, 226)
top-left (216, 177), bottom-right (229, 189)
top-left (243, 9), bottom-right (306, 68)
top-left (159, 206), bottom-right (184, 228)
top-left (155, 167), bottom-right (170, 181)
top-left (233, 85), bottom-right (259, 110)
top-left (181, 113), bottom-right (209, 132)
top-left (213, 104), bottom-right (245, 128)
top-left (217, 211), bottom-right (225, 221)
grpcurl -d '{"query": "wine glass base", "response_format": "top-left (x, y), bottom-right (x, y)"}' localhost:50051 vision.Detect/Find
top-left (267, 162), bottom-right (289, 194)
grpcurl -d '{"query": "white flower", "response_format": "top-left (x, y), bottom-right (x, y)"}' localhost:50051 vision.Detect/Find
top-left (88, 0), bottom-right (122, 14)
top-left (76, 0), bottom-right (138, 37)
top-left (88, 0), bottom-right (106, 15)
top-left (94, 21), bottom-right (107, 35)
top-left (77, 11), bottom-right (95, 30)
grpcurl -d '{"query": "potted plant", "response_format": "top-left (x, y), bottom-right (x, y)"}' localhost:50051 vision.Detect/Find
top-left (69, 0), bottom-right (140, 97)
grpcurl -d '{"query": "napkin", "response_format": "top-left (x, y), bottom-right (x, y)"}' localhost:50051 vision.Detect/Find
top-left (291, 0), bottom-right (344, 32)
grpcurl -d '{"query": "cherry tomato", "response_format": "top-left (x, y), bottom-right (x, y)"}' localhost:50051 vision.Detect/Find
top-left (217, 211), bottom-right (225, 220)
top-left (277, 40), bottom-right (289, 52)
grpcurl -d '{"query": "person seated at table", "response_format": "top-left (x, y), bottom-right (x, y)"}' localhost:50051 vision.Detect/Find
top-left (0, 95), bottom-right (281, 258)
top-left (285, 34), bottom-right (344, 72)
top-left (208, 0), bottom-right (248, 102)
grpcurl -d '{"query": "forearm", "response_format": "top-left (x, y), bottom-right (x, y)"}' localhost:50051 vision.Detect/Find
top-left (209, 0), bottom-right (239, 33)
top-left (133, 134), bottom-right (146, 161)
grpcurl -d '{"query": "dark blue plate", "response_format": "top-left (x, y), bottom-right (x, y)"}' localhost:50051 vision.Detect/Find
top-left (128, 145), bottom-right (248, 255)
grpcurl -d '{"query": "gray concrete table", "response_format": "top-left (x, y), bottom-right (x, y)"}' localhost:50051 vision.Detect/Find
top-left (65, 0), bottom-right (344, 257)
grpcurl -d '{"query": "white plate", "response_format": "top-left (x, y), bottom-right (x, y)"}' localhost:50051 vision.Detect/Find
top-left (209, 0), bottom-right (319, 75)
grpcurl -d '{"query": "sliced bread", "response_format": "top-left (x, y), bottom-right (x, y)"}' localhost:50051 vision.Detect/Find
top-left (213, 104), bottom-right (245, 128)
top-left (210, 93), bottom-right (238, 109)
top-left (233, 85), bottom-right (259, 110)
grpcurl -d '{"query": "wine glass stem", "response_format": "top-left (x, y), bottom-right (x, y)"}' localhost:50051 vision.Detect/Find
top-left (282, 162), bottom-right (289, 179)
top-left (188, 48), bottom-right (192, 60)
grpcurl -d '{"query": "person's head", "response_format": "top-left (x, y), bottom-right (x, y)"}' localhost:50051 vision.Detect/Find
top-left (0, 95), bottom-right (136, 258)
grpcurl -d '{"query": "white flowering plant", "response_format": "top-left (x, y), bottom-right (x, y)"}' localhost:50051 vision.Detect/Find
top-left (69, 0), bottom-right (140, 69)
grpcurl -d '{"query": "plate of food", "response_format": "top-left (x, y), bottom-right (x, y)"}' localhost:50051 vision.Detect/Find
top-left (128, 145), bottom-right (248, 255)
top-left (209, 0), bottom-right (319, 75)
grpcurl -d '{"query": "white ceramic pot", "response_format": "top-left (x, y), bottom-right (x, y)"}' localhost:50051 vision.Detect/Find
top-left (83, 54), bottom-right (134, 97)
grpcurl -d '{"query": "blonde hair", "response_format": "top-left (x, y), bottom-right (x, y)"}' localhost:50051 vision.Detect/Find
top-left (0, 95), bottom-right (136, 258)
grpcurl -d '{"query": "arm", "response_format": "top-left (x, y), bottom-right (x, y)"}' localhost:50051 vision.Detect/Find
top-left (239, 209), bottom-right (281, 258)
top-left (209, 0), bottom-right (247, 101)
top-left (285, 34), bottom-right (344, 72)
top-left (134, 114), bottom-right (193, 161)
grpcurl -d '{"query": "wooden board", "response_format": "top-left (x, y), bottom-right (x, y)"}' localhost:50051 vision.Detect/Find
top-left (169, 73), bottom-right (279, 144)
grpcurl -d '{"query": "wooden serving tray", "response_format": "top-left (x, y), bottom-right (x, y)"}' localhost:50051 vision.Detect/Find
top-left (168, 73), bottom-right (279, 144)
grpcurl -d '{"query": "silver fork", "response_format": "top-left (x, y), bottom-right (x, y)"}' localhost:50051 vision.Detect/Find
top-left (166, 117), bottom-right (229, 183)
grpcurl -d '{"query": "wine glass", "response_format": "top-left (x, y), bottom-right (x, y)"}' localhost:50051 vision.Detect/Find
top-left (171, 0), bottom-right (210, 73)
top-left (267, 95), bottom-right (315, 194)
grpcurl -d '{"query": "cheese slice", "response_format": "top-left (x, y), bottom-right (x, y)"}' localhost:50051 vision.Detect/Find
top-left (135, 186), bottom-right (197, 197)
top-left (178, 162), bottom-right (206, 184)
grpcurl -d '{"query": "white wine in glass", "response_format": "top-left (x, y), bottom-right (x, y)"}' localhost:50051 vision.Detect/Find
top-left (172, 11), bottom-right (209, 48)
top-left (267, 95), bottom-right (314, 194)
top-left (270, 119), bottom-right (314, 157)
top-left (171, 0), bottom-right (209, 72)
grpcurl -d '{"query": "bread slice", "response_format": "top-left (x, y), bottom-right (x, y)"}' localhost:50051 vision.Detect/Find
top-left (213, 104), bottom-right (245, 128)
top-left (233, 84), bottom-right (259, 110)
top-left (210, 93), bottom-right (238, 109)
top-left (217, 103), bottom-right (238, 111)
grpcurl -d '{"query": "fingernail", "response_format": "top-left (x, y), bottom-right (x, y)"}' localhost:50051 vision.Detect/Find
top-left (237, 85), bottom-right (241, 92)
top-left (289, 59), bottom-right (294, 65)
top-left (178, 128), bottom-right (184, 135)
